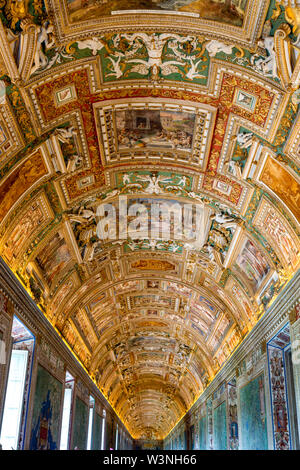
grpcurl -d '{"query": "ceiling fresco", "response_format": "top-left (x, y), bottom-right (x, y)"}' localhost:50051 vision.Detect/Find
top-left (65, 0), bottom-right (248, 26)
top-left (0, 0), bottom-right (299, 440)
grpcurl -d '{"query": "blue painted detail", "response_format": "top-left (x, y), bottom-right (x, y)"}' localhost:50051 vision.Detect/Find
top-left (30, 390), bottom-right (57, 450)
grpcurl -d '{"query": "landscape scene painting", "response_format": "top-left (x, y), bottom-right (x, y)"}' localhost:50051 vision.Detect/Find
top-left (66, 0), bottom-right (248, 26)
top-left (115, 109), bottom-right (196, 151)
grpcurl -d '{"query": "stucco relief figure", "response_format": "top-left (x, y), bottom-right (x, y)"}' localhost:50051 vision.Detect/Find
top-left (54, 126), bottom-right (83, 172)
top-left (121, 172), bottom-right (191, 196)
top-left (5, 20), bottom-right (34, 76)
top-left (55, 126), bottom-right (77, 143)
top-left (203, 243), bottom-right (223, 267)
top-left (236, 131), bottom-right (254, 149)
top-left (210, 211), bottom-right (237, 229)
top-left (75, 37), bottom-right (106, 56)
top-left (205, 39), bottom-right (235, 57)
top-left (70, 206), bottom-right (97, 225)
top-left (133, 174), bottom-right (172, 194)
top-left (31, 21), bottom-right (55, 75)
top-left (6, 17), bottom-right (56, 78)
top-left (251, 34), bottom-right (278, 79)
top-left (224, 131), bottom-right (254, 178)
top-left (65, 154), bottom-right (83, 173)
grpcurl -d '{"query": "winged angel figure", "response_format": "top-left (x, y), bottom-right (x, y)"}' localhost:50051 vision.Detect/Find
top-left (134, 174), bottom-right (173, 194)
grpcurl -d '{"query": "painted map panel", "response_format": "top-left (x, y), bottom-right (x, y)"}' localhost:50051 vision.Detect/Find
top-left (213, 401), bottom-right (227, 450)
top-left (92, 413), bottom-right (103, 450)
top-left (29, 365), bottom-right (63, 450)
top-left (72, 396), bottom-right (89, 449)
top-left (199, 415), bottom-right (207, 450)
top-left (239, 374), bottom-right (268, 450)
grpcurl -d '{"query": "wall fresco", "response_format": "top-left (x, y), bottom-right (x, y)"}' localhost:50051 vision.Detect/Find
top-left (198, 414), bottom-right (207, 450)
top-left (92, 413), bottom-right (103, 450)
top-left (239, 374), bottom-right (268, 450)
top-left (29, 365), bottom-right (63, 450)
top-left (213, 401), bottom-right (227, 450)
top-left (72, 396), bottom-right (89, 450)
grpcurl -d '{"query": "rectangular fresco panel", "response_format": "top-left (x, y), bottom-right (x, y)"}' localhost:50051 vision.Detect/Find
top-left (29, 364), bottom-right (63, 450)
top-left (234, 89), bottom-right (257, 112)
top-left (259, 157), bottom-right (300, 222)
top-left (0, 152), bottom-right (47, 223)
top-left (253, 199), bottom-right (300, 270)
top-left (92, 413), bottom-right (103, 450)
top-left (239, 374), bottom-right (268, 450)
top-left (98, 104), bottom-right (212, 165)
top-left (55, 85), bottom-right (77, 107)
top-left (213, 401), bottom-right (227, 450)
top-left (35, 233), bottom-right (72, 288)
top-left (199, 415), bottom-right (207, 450)
top-left (116, 109), bottom-right (195, 151)
top-left (2, 195), bottom-right (51, 264)
top-left (235, 239), bottom-right (270, 293)
top-left (66, 0), bottom-right (247, 26)
top-left (72, 396), bottom-right (89, 450)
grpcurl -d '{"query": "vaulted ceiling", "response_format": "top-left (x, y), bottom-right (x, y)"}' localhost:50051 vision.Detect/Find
top-left (0, 0), bottom-right (299, 440)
